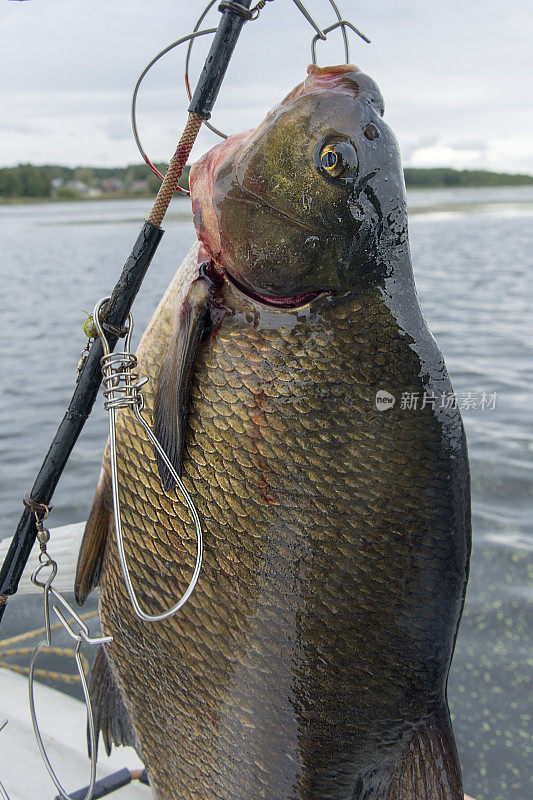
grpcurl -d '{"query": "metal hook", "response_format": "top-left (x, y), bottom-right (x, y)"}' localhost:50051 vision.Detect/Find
top-left (28, 539), bottom-right (108, 799)
top-left (311, 19), bottom-right (370, 65)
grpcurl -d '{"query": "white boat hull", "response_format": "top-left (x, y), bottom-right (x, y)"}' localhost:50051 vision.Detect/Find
top-left (0, 669), bottom-right (147, 799)
top-left (0, 523), bottom-right (85, 596)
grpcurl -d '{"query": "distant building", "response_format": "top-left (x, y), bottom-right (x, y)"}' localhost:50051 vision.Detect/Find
top-left (130, 179), bottom-right (149, 193)
top-left (65, 180), bottom-right (89, 194)
top-left (101, 178), bottom-right (123, 193)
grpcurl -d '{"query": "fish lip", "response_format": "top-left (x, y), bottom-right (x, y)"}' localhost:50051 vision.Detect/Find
top-left (223, 268), bottom-right (328, 310)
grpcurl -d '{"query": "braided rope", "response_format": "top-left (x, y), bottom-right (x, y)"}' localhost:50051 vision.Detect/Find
top-left (148, 112), bottom-right (203, 227)
top-left (0, 649), bottom-right (90, 685)
top-left (0, 611), bottom-right (97, 648)
top-left (0, 610), bottom-right (97, 685)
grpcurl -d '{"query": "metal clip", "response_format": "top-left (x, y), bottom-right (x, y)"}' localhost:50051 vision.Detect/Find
top-left (93, 298), bottom-right (203, 623)
top-left (28, 514), bottom-right (112, 800)
top-left (218, 0), bottom-right (255, 20)
top-left (311, 19), bottom-right (370, 65)
top-left (51, 592), bottom-right (112, 648)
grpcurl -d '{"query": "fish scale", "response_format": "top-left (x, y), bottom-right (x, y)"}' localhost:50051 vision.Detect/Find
top-left (84, 237), bottom-right (470, 799)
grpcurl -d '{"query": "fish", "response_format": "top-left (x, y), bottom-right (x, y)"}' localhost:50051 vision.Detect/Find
top-left (75, 64), bottom-right (471, 800)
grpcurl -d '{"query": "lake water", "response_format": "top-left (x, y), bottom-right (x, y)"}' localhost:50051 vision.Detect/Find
top-left (0, 188), bottom-right (531, 800)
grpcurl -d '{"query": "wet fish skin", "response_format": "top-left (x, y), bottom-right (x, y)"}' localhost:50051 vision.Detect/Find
top-left (193, 67), bottom-right (404, 301)
top-left (77, 65), bottom-right (471, 800)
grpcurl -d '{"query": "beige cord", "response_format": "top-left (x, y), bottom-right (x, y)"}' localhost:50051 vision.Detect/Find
top-left (148, 112), bottom-right (203, 227)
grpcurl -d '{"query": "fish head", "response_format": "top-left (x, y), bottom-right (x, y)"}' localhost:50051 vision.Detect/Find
top-left (190, 65), bottom-right (408, 305)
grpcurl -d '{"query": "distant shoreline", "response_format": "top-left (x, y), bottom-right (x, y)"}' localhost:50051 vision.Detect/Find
top-left (0, 192), bottom-right (164, 206)
top-left (1, 164), bottom-right (532, 205)
top-left (2, 186), bottom-right (533, 209)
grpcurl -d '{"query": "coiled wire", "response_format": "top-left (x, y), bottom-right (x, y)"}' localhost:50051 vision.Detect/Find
top-left (94, 299), bottom-right (203, 624)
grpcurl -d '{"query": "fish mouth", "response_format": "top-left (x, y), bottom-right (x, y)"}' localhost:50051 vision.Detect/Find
top-left (224, 268), bottom-right (326, 309)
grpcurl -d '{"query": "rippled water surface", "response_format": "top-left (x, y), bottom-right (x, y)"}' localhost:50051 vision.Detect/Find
top-left (0, 188), bottom-right (531, 800)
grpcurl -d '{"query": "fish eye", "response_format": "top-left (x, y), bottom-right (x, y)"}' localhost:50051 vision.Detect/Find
top-left (318, 140), bottom-right (358, 179)
top-left (321, 148), bottom-right (338, 171)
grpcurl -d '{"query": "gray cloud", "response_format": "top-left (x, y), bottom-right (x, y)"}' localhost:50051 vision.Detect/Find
top-left (1, 0), bottom-right (532, 171)
top-left (102, 119), bottom-right (132, 142)
top-left (447, 140), bottom-right (489, 153)
top-left (0, 120), bottom-right (42, 135)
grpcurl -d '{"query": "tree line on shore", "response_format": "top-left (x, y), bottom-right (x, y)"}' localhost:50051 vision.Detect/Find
top-left (1, 163), bottom-right (532, 200)
top-left (0, 163), bottom-right (189, 200)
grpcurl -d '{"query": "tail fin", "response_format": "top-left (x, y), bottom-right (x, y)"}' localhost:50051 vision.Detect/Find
top-left (387, 709), bottom-right (463, 800)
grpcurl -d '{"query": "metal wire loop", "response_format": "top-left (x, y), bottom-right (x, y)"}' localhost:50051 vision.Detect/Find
top-left (93, 298), bottom-right (204, 623)
top-left (184, 0), bottom-right (348, 140)
top-left (31, 558), bottom-right (57, 591)
top-left (311, 19), bottom-right (370, 64)
top-left (28, 640), bottom-right (97, 800)
top-left (28, 526), bottom-right (110, 800)
top-left (136, 0), bottom-right (357, 171)
top-left (0, 721), bottom-right (12, 800)
top-left (131, 27), bottom-right (218, 194)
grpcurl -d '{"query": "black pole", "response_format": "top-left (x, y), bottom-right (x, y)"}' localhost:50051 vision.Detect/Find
top-left (188, 0), bottom-right (254, 119)
top-left (0, 0), bottom-right (254, 625)
top-left (0, 222), bottom-right (163, 615)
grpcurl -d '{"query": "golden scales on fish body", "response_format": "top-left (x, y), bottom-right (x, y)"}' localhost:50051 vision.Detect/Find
top-left (0, 2), bottom-right (472, 799)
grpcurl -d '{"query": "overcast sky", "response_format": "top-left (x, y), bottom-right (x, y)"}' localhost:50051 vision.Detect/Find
top-left (1, 0), bottom-right (532, 172)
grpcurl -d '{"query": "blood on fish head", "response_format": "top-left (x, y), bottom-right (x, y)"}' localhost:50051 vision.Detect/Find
top-left (190, 66), bottom-right (408, 305)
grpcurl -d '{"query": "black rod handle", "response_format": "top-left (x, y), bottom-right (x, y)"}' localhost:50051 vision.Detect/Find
top-left (54, 768), bottom-right (133, 800)
top-left (0, 222), bottom-right (163, 611)
top-left (188, 0), bottom-right (254, 119)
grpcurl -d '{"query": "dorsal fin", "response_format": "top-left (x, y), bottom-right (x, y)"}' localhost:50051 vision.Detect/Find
top-left (153, 277), bottom-right (212, 490)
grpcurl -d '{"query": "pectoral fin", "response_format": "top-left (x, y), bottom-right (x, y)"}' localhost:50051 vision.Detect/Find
top-left (154, 277), bottom-right (212, 490)
top-left (75, 466), bottom-right (112, 605)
